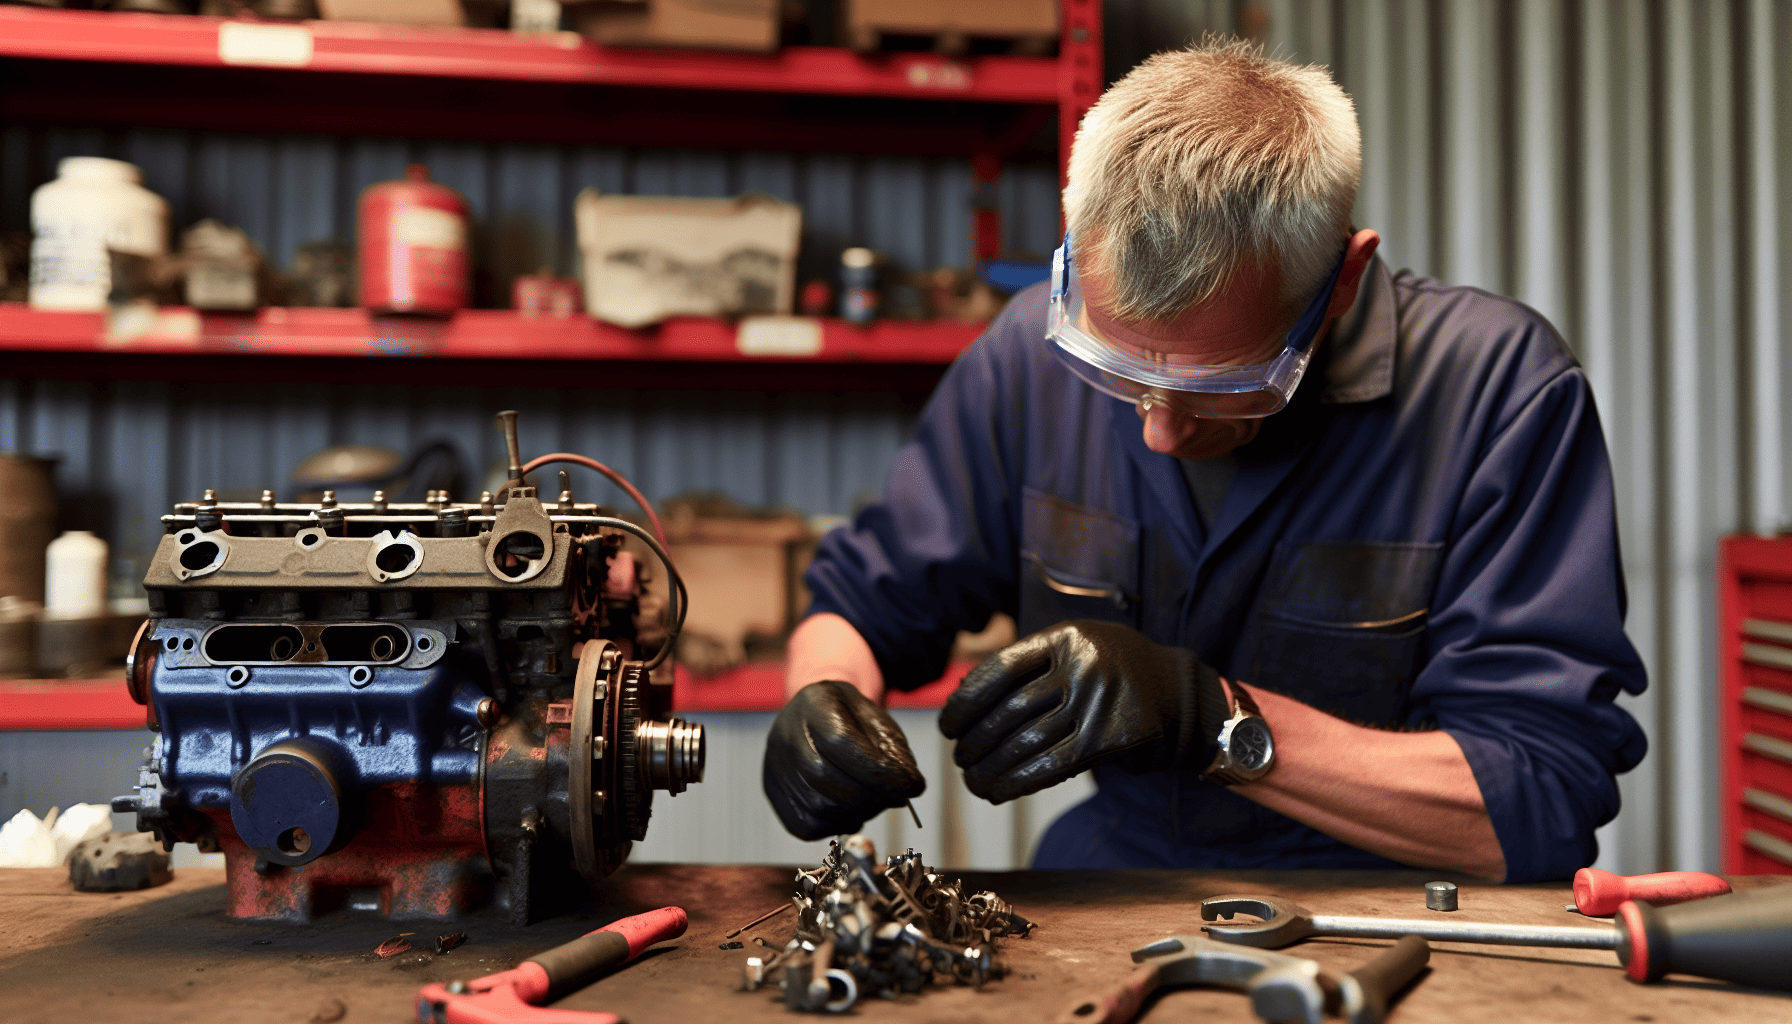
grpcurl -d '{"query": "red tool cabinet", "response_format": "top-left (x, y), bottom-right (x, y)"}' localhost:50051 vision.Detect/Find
top-left (1719, 535), bottom-right (1792, 874)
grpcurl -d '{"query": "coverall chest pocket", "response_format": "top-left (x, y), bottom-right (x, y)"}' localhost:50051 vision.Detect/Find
top-left (1016, 487), bottom-right (1141, 637)
top-left (1244, 541), bottom-right (1444, 725)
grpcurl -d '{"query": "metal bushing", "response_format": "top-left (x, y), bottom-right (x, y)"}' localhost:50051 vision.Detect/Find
top-left (1425, 880), bottom-right (1459, 912)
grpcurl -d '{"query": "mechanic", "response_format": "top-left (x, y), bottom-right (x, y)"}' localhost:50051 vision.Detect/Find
top-left (762, 39), bottom-right (1648, 882)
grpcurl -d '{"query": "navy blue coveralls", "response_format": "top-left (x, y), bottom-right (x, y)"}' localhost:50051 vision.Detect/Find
top-left (803, 259), bottom-right (1649, 883)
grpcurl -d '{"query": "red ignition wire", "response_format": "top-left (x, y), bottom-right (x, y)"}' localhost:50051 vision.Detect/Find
top-left (520, 453), bottom-right (668, 548)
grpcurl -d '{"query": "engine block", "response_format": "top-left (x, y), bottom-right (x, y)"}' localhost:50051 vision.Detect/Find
top-left (114, 423), bottom-right (702, 924)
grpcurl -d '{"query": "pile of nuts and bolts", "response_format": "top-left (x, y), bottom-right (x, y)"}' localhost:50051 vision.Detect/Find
top-left (740, 835), bottom-right (1034, 1013)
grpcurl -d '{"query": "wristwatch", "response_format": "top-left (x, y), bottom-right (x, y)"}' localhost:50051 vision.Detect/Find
top-left (1202, 685), bottom-right (1275, 785)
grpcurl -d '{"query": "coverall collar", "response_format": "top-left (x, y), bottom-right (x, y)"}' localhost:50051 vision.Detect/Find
top-left (1318, 254), bottom-right (1395, 405)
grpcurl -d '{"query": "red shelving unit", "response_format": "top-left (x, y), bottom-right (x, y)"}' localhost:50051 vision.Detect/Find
top-left (1719, 536), bottom-right (1792, 875)
top-left (0, 4), bottom-right (1101, 724)
top-left (0, 7), bottom-right (1060, 101)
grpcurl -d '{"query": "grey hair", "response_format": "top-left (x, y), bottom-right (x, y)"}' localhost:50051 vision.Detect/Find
top-left (1063, 37), bottom-right (1361, 323)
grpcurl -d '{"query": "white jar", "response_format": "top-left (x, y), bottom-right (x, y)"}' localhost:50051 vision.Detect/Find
top-left (29, 157), bottom-right (168, 312)
top-left (44, 530), bottom-right (108, 620)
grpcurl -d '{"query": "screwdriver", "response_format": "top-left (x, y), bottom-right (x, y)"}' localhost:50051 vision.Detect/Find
top-left (1616, 884), bottom-right (1792, 988)
top-left (1568, 867), bottom-right (1732, 916)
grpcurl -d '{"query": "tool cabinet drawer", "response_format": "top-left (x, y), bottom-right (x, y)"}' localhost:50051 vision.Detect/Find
top-left (1720, 536), bottom-right (1792, 874)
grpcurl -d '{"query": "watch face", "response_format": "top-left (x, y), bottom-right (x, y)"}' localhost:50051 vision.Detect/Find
top-left (1230, 718), bottom-right (1274, 771)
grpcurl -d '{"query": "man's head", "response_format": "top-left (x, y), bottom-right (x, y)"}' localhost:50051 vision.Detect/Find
top-left (1059, 39), bottom-right (1378, 460)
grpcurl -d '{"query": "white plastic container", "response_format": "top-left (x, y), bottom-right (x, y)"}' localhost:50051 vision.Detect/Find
top-left (44, 530), bottom-right (108, 620)
top-left (29, 157), bottom-right (169, 312)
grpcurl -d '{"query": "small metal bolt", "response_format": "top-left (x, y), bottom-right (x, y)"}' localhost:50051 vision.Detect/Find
top-left (445, 980), bottom-right (469, 995)
top-left (320, 489), bottom-right (337, 507)
top-left (475, 697), bottom-right (498, 728)
top-left (1425, 880), bottom-right (1459, 912)
top-left (260, 489), bottom-right (276, 509)
top-left (372, 489), bottom-right (388, 511)
top-left (202, 488), bottom-right (219, 502)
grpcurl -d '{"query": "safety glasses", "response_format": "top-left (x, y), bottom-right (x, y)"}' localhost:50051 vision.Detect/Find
top-left (1046, 234), bottom-right (1345, 419)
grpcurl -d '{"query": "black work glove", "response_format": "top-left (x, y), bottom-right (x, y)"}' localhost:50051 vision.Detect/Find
top-left (763, 680), bottom-right (927, 840)
top-left (938, 620), bottom-right (1230, 803)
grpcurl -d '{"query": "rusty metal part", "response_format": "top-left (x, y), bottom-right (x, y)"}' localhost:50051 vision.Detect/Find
top-left (434, 933), bottom-right (467, 955)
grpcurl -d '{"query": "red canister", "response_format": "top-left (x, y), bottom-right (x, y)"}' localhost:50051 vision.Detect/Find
top-left (358, 164), bottom-right (469, 315)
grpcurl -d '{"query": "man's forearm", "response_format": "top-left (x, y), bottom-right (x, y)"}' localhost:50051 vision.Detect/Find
top-left (784, 613), bottom-right (886, 703)
top-left (1228, 680), bottom-right (1508, 880)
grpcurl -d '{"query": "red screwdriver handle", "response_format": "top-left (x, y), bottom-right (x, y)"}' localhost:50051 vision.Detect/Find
top-left (528, 906), bottom-right (688, 1003)
top-left (1573, 868), bottom-right (1731, 916)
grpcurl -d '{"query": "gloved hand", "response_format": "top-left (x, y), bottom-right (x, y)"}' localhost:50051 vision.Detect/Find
top-left (763, 679), bottom-right (927, 840)
top-left (938, 620), bottom-right (1230, 803)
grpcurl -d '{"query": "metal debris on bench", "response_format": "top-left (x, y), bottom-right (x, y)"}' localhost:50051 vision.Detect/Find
top-left (739, 834), bottom-right (1033, 1013)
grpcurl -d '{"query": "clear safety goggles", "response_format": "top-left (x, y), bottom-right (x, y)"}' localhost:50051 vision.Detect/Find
top-left (1046, 234), bottom-right (1345, 419)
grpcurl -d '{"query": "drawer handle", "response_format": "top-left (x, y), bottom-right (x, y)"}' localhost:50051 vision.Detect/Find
top-left (1744, 787), bottom-right (1792, 827)
top-left (1743, 732), bottom-right (1792, 766)
top-left (1744, 829), bottom-right (1792, 868)
top-left (1743, 686), bottom-right (1792, 717)
top-left (1743, 618), bottom-right (1792, 644)
top-left (1742, 642), bottom-right (1792, 673)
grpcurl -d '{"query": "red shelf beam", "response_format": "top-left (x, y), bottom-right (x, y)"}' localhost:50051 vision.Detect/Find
top-left (0, 7), bottom-right (1058, 103)
top-left (0, 304), bottom-right (982, 391)
top-left (0, 304), bottom-right (978, 364)
top-left (0, 679), bottom-right (147, 732)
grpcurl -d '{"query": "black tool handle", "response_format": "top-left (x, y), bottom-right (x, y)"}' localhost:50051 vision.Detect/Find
top-left (528, 906), bottom-right (688, 1003)
top-left (1616, 886), bottom-right (1792, 989)
top-left (1346, 934), bottom-right (1430, 1022)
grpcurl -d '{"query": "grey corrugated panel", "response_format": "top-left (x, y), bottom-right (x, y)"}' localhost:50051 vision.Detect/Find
top-left (1244, 0), bottom-right (1792, 876)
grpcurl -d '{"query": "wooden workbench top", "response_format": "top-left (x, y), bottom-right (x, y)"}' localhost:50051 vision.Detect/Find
top-left (1, 864), bottom-right (1786, 1023)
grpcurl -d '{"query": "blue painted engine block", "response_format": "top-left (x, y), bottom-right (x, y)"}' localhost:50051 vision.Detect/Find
top-left (115, 433), bottom-right (702, 923)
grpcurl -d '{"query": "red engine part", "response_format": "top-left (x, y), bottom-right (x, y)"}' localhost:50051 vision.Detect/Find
top-left (359, 164), bottom-right (470, 316)
top-left (211, 781), bottom-right (490, 922)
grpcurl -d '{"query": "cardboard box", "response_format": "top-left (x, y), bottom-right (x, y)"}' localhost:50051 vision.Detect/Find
top-left (567, 0), bottom-right (778, 52)
top-left (316, 0), bottom-right (465, 26)
top-left (574, 189), bottom-right (801, 328)
top-left (661, 507), bottom-right (810, 675)
top-left (842, 0), bottom-right (1056, 49)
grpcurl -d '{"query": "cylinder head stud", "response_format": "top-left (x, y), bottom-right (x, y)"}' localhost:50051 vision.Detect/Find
top-left (1425, 880), bottom-right (1459, 912)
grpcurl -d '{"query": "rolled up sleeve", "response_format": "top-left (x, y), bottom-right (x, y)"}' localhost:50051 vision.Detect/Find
top-left (1414, 366), bottom-right (1649, 882)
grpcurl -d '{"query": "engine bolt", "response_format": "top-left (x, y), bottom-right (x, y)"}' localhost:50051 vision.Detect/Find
top-left (476, 698), bottom-right (498, 728)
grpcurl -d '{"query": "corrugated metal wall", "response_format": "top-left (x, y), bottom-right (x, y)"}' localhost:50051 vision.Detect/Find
top-left (1111, 0), bottom-right (1791, 875)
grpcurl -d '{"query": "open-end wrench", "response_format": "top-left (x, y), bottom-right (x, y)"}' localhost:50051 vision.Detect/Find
top-left (1054, 932), bottom-right (1429, 1024)
top-left (1201, 894), bottom-right (1619, 950)
top-left (1201, 890), bottom-right (1792, 990)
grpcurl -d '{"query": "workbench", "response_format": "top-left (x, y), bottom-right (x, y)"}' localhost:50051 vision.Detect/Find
top-left (2, 864), bottom-right (1786, 1023)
